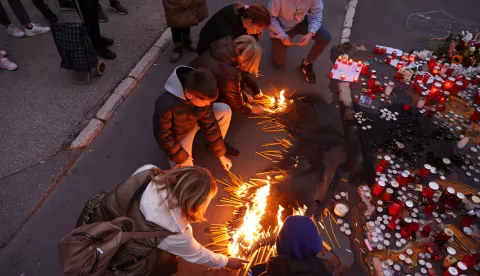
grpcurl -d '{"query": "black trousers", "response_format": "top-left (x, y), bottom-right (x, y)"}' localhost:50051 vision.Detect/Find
top-left (171, 27), bottom-right (190, 43)
top-left (74, 0), bottom-right (104, 49)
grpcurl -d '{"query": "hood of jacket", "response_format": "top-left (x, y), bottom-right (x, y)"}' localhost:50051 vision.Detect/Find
top-left (266, 255), bottom-right (330, 276)
top-left (164, 65), bottom-right (195, 101)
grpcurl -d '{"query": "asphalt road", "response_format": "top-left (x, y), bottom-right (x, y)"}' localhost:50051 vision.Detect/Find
top-left (0, 0), bottom-right (167, 247)
top-left (0, 0), bottom-right (347, 275)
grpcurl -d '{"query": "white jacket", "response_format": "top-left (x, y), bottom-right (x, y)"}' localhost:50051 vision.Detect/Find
top-left (133, 165), bottom-right (228, 269)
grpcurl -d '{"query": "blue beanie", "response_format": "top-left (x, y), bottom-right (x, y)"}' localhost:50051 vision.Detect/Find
top-left (276, 215), bottom-right (323, 260)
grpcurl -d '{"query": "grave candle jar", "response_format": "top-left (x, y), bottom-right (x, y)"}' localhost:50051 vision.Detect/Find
top-left (334, 63), bottom-right (339, 69)
top-left (408, 54), bottom-right (416, 63)
top-left (462, 77), bottom-right (471, 89)
top-left (475, 90), bottom-right (480, 105)
top-left (424, 202), bottom-right (437, 216)
top-left (470, 107), bottom-right (480, 123)
top-left (373, 45), bottom-right (380, 54)
top-left (456, 261), bottom-right (468, 273)
top-left (387, 216), bottom-right (400, 231)
top-left (392, 51), bottom-right (397, 59)
top-left (422, 182), bottom-right (439, 199)
top-left (419, 164), bottom-right (432, 178)
top-left (441, 63), bottom-right (450, 74)
top-left (455, 75), bottom-right (465, 81)
top-left (337, 55), bottom-right (342, 62)
top-left (342, 56), bottom-right (348, 64)
top-left (400, 225), bottom-right (412, 238)
top-left (433, 65), bottom-right (441, 75)
top-left (379, 155), bottom-right (391, 167)
top-left (360, 61), bottom-right (370, 75)
top-left (396, 171), bottom-right (410, 187)
top-left (383, 188), bottom-right (394, 201)
top-left (386, 55), bottom-right (393, 64)
top-left (428, 55), bottom-right (437, 69)
top-left (422, 73), bottom-right (431, 84)
top-left (397, 61), bottom-right (404, 70)
top-left (373, 180), bottom-right (386, 196)
top-left (368, 76), bottom-right (377, 89)
top-left (388, 200), bottom-right (403, 216)
top-left (401, 53), bottom-right (409, 62)
top-left (370, 70), bottom-right (377, 77)
top-left (440, 187), bottom-right (456, 204)
top-left (340, 74), bottom-right (346, 80)
top-left (473, 74), bottom-right (480, 85)
top-left (443, 247), bottom-right (457, 268)
top-left (415, 80), bottom-right (424, 92)
top-left (449, 81), bottom-right (464, 95)
top-left (461, 255), bottom-right (476, 269)
top-left (380, 47), bottom-right (387, 55)
top-left (410, 221), bottom-right (420, 232)
top-left (414, 73), bottom-right (424, 83)
top-left (443, 77), bottom-right (455, 90)
top-left (348, 59), bottom-right (353, 65)
top-left (421, 225), bottom-right (432, 237)
top-left (353, 77), bottom-right (359, 83)
top-left (403, 217), bottom-right (412, 227)
top-left (328, 72), bottom-right (333, 79)
top-left (435, 228), bottom-right (454, 243)
top-left (430, 82), bottom-right (442, 95)
top-left (444, 267), bottom-right (459, 276)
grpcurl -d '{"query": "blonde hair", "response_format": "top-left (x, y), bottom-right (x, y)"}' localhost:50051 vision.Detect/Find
top-left (152, 166), bottom-right (217, 223)
top-left (233, 35), bottom-right (262, 76)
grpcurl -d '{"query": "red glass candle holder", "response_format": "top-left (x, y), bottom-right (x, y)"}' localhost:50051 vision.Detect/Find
top-left (432, 65), bottom-right (441, 75)
top-left (414, 73), bottom-right (424, 83)
top-left (461, 255), bottom-right (476, 269)
top-left (396, 171), bottom-right (409, 187)
top-left (348, 59), bottom-right (353, 65)
top-left (391, 51), bottom-right (397, 59)
top-left (341, 74), bottom-right (346, 80)
top-left (444, 267), bottom-right (459, 276)
top-left (383, 188), bottom-right (393, 201)
top-left (419, 164), bottom-right (431, 178)
top-left (357, 61), bottom-right (363, 67)
top-left (403, 104), bottom-right (411, 111)
top-left (400, 225), bottom-right (412, 238)
top-left (410, 222), bottom-right (420, 232)
top-left (397, 61), bottom-right (404, 70)
top-left (380, 47), bottom-right (387, 55)
top-left (360, 62), bottom-right (370, 75)
top-left (402, 53), bottom-right (409, 62)
top-left (334, 63), bottom-right (339, 69)
top-left (388, 200), bottom-right (403, 216)
top-left (455, 75), bottom-right (465, 81)
top-left (421, 225), bottom-right (432, 237)
top-left (353, 77), bottom-right (358, 83)
top-left (449, 81), bottom-right (463, 95)
top-left (415, 80), bottom-right (423, 92)
top-left (373, 180), bottom-right (386, 196)
top-left (424, 202), bottom-right (437, 216)
top-left (337, 55), bottom-right (342, 62)
top-left (439, 187), bottom-right (456, 204)
top-left (422, 73), bottom-right (431, 84)
top-left (368, 75), bottom-right (377, 89)
top-left (461, 217), bottom-right (473, 227)
top-left (430, 82), bottom-right (442, 95)
top-left (386, 55), bottom-right (392, 64)
top-left (422, 182), bottom-right (439, 199)
top-left (387, 216), bottom-right (400, 231)
top-left (342, 57), bottom-right (348, 64)
top-left (328, 72), bottom-right (333, 79)
top-left (373, 45), bottom-right (380, 54)
top-left (408, 54), bottom-right (416, 63)
top-left (443, 77), bottom-right (455, 90)
top-left (473, 74), bottom-right (480, 85)
top-left (474, 90), bottom-right (480, 105)
top-left (470, 107), bottom-right (480, 123)
top-left (379, 155), bottom-right (391, 167)
top-left (462, 77), bottom-right (471, 89)
top-left (435, 228), bottom-right (454, 243)
top-left (428, 55), bottom-right (437, 69)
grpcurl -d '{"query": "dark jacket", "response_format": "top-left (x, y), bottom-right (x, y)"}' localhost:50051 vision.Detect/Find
top-left (77, 168), bottom-right (176, 275)
top-left (162, 0), bottom-right (208, 29)
top-left (152, 66), bottom-right (226, 164)
top-left (190, 36), bottom-right (253, 115)
top-left (264, 255), bottom-right (331, 276)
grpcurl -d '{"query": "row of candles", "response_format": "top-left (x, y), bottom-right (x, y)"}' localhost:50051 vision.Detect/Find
top-left (368, 154), bottom-right (480, 275)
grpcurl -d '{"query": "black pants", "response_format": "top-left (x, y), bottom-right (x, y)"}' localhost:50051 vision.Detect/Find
top-left (0, 0), bottom-right (31, 26)
top-left (171, 27), bottom-right (190, 43)
top-left (74, 0), bottom-right (104, 49)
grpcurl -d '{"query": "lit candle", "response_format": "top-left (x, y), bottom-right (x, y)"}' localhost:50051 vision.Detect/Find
top-left (353, 77), bottom-right (358, 83)
top-left (348, 59), bottom-right (353, 65)
top-left (396, 61), bottom-right (404, 70)
top-left (342, 57), bottom-right (348, 64)
top-left (428, 55), bottom-right (437, 69)
top-left (430, 82), bottom-right (442, 94)
top-left (360, 61), bottom-right (370, 75)
top-left (408, 54), bottom-right (416, 63)
top-left (402, 53), bottom-right (409, 62)
top-left (432, 65), bottom-right (440, 75)
top-left (340, 74), bottom-right (346, 80)
top-left (357, 61), bottom-right (363, 67)
top-left (450, 80), bottom-right (464, 95)
top-left (443, 76), bottom-right (455, 90)
top-left (337, 55), bottom-right (342, 61)
top-left (368, 75), bottom-right (377, 89)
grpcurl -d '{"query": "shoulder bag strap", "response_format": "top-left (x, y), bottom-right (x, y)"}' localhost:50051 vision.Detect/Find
top-left (132, 229), bottom-right (173, 239)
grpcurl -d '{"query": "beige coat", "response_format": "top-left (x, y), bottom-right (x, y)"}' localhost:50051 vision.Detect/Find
top-left (162, 0), bottom-right (208, 29)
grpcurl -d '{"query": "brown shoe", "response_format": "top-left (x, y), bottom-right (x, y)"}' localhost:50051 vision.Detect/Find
top-left (183, 37), bottom-right (197, 53)
top-left (170, 43), bottom-right (182, 63)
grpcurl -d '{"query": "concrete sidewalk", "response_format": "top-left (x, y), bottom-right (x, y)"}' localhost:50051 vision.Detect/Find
top-left (0, 0), bottom-right (166, 247)
top-left (0, 0), bottom-right (348, 274)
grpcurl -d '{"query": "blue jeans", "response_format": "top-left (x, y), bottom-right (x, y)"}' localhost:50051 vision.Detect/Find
top-left (271, 21), bottom-right (331, 68)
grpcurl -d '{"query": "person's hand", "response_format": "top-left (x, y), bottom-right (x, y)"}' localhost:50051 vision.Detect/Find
top-left (297, 33), bottom-right (314, 46)
top-left (219, 156), bottom-right (232, 171)
top-left (175, 157), bottom-right (193, 168)
top-left (226, 257), bottom-right (249, 270)
top-left (254, 90), bottom-right (264, 99)
top-left (251, 104), bottom-right (264, 114)
top-left (281, 36), bottom-right (293, 46)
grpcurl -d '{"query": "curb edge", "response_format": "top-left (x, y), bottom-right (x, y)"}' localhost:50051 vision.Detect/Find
top-left (341, 0), bottom-right (358, 44)
top-left (70, 28), bottom-right (172, 150)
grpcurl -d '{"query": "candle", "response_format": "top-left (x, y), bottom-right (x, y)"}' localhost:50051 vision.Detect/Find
top-left (357, 60), bottom-right (363, 67)
top-left (470, 107), bottom-right (480, 123)
top-left (373, 45), bottom-right (380, 54)
top-left (400, 225), bottom-right (411, 238)
top-left (419, 164), bottom-right (431, 178)
top-left (449, 80), bottom-right (464, 95)
top-left (432, 65), bottom-right (440, 75)
top-left (373, 180), bottom-right (386, 196)
top-left (428, 55), bottom-right (437, 69)
top-left (461, 255), bottom-right (476, 269)
top-left (383, 188), bottom-right (394, 201)
top-left (370, 70), bottom-right (377, 77)
top-left (435, 228), bottom-right (454, 243)
top-left (402, 53), bottom-right (409, 62)
top-left (473, 74), bottom-right (480, 85)
top-left (353, 77), bottom-right (358, 83)
top-left (456, 262), bottom-right (467, 273)
top-left (408, 54), bottom-right (416, 63)
top-left (386, 55), bottom-right (392, 64)
top-left (415, 82), bottom-right (424, 93)
top-left (328, 72), bottom-right (333, 79)
top-left (422, 181), bottom-right (439, 199)
top-left (379, 155), bottom-right (391, 167)
top-left (348, 59), bottom-right (353, 65)
top-left (462, 77), bottom-right (471, 89)
top-left (334, 63), bottom-right (338, 69)
top-left (421, 225), bottom-right (431, 237)
top-left (396, 61), bottom-right (404, 70)
top-left (439, 187), bottom-right (456, 204)
top-left (430, 82), bottom-right (442, 94)
top-left (388, 200), bottom-right (403, 216)
top-left (337, 55), bottom-right (342, 61)
top-left (341, 74), bottom-right (346, 80)
top-left (422, 73), bottom-right (430, 83)
top-left (380, 47), bottom-right (387, 55)
top-left (424, 202), bottom-right (436, 216)
top-left (368, 75), bottom-right (377, 89)
top-left (443, 76), bottom-right (455, 90)
top-left (360, 61), bottom-right (370, 75)
top-left (342, 57), bottom-right (348, 64)
top-left (403, 104), bottom-right (411, 111)
top-left (391, 51), bottom-right (397, 58)
top-left (444, 267), bottom-right (458, 276)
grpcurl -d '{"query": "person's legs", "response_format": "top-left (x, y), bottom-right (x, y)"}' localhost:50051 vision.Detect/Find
top-left (7, 0), bottom-right (31, 26)
top-left (306, 25), bottom-right (332, 64)
top-left (212, 103), bottom-right (232, 138)
top-left (170, 28), bottom-right (183, 63)
top-left (31, 0), bottom-right (58, 21)
top-left (182, 27), bottom-right (197, 52)
top-left (270, 38), bottom-right (288, 68)
top-left (109, 0), bottom-right (128, 15)
top-left (0, 2), bottom-right (12, 26)
top-left (168, 125), bottom-right (200, 168)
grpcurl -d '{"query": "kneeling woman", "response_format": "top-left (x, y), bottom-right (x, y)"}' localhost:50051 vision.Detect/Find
top-left (190, 35), bottom-right (264, 116)
top-left (77, 165), bottom-right (247, 275)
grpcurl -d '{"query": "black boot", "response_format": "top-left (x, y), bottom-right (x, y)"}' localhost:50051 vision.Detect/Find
top-left (97, 4), bottom-right (109, 22)
top-left (101, 37), bottom-right (114, 47)
top-left (96, 48), bottom-right (117, 60)
top-left (300, 59), bottom-right (317, 84)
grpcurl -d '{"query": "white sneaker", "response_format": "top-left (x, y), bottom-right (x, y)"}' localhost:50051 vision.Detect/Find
top-left (6, 24), bottom-right (25, 38)
top-left (0, 50), bottom-right (6, 57)
top-left (0, 57), bottom-right (18, 71)
top-left (25, 23), bottom-right (50, 37)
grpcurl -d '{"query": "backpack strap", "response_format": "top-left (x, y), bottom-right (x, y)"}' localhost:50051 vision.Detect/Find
top-left (132, 229), bottom-right (173, 239)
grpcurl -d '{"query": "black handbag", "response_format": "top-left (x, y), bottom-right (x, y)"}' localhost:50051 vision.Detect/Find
top-left (50, 0), bottom-right (97, 73)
